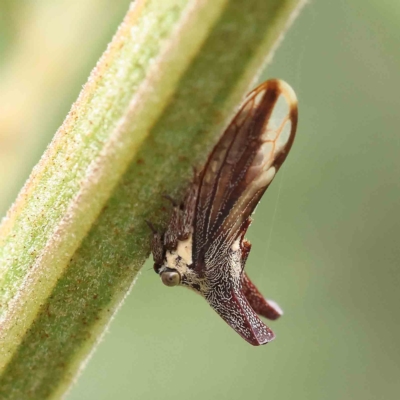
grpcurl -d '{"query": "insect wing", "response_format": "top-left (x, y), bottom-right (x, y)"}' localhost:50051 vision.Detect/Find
top-left (194, 79), bottom-right (298, 257)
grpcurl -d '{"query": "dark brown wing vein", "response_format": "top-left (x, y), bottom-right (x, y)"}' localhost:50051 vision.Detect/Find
top-left (193, 79), bottom-right (298, 261)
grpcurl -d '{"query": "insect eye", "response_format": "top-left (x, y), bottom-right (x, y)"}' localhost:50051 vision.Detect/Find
top-left (153, 263), bottom-right (162, 274)
top-left (161, 271), bottom-right (181, 287)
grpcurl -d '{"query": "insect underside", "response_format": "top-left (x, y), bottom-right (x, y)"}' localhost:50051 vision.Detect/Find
top-left (149, 79), bottom-right (298, 346)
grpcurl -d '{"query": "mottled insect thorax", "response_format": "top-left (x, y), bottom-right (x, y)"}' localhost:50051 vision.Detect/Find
top-left (204, 237), bottom-right (243, 284)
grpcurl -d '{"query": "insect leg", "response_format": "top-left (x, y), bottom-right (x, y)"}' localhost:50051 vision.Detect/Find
top-left (146, 220), bottom-right (164, 266)
top-left (242, 273), bottom-right (283, 320)
top-left (163, 205), bottom-right (180, 250)
top-left (179, 182), bottom-right (198, 240)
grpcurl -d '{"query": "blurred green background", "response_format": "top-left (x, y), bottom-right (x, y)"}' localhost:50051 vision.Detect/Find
top-left (1, 1), bottom-right (400, 399)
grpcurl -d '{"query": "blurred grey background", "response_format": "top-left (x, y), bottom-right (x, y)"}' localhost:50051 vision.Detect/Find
top-left (1, 1), bottom-right (399, 399)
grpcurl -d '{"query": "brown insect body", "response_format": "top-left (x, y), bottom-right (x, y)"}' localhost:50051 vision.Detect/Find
top-left (150, 79), bottom-right (298, 346)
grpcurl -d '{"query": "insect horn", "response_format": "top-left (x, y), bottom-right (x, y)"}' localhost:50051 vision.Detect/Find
top-left (207, 286), bottom-right (275, 346)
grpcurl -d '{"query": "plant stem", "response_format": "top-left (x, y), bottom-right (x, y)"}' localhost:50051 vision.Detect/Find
top-left (0, 0), bottom-right (304, 398)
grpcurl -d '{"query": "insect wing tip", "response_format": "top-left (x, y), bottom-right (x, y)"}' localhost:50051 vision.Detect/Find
top-left (251, 79), bottom-right (298, 123)
top-left (274, 79), bottom-right (297, 106)
top-left (275, 79), bottom-right (298, 129)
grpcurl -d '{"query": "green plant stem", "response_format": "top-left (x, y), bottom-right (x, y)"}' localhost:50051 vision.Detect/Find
top-left (0, 0), bottom-right (304, 398)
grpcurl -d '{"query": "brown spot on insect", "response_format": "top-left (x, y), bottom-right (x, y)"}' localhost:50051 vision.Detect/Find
top-left (149, 79), bottom-right (298, 346)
